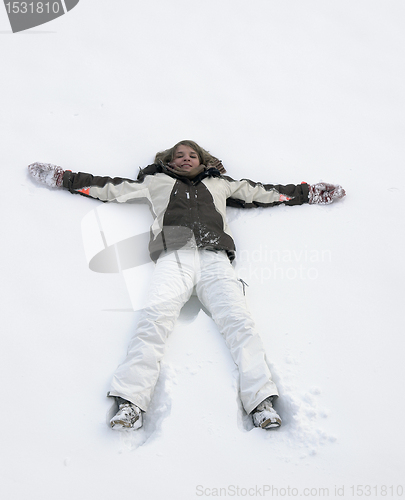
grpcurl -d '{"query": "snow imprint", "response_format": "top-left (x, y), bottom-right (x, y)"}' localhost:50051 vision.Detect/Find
top-left (108, 363), bottom-right (177, 452)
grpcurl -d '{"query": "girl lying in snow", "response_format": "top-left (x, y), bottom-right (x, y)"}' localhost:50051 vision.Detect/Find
top-left (28, 140), bottom-right (345, 431)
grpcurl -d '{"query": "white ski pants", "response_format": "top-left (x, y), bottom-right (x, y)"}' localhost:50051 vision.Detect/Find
top-left (108, 248), bottom-right (278, 414)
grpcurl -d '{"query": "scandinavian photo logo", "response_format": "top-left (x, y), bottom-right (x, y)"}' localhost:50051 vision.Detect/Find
top-left (3, 0), bottom-right (80, 32)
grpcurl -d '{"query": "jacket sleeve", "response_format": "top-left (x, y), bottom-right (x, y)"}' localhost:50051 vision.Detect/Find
top-left (224, 176), bottom-right (310, 208)
top-left (62, 171), bottom-right (152, 203)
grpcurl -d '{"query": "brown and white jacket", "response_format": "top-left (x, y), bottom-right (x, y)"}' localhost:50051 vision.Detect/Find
top-left (62, 163), bottom-right (309, 262)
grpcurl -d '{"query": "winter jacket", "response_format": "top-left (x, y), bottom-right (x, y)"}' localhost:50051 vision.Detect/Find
top-left (62, 163), bottom-right (309, 262)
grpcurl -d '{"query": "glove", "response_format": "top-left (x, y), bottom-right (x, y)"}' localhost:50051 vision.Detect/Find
top-left (28, 162), bottom-right (65, 188)
top-left (308, 182), bottom-right (346, 205)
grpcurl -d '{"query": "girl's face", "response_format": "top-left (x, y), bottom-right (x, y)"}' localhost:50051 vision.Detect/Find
top-left (170, 145), bottom-right (204, 178)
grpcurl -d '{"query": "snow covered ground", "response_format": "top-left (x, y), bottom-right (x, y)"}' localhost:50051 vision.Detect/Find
top-left (1, 1), bottom-right (404, 498)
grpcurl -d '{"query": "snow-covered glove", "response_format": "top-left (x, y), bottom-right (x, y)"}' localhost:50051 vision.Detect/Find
top-left (308, 182), bottom-right (346, 204)
top-left (28, 162), bottom-right (65, 188)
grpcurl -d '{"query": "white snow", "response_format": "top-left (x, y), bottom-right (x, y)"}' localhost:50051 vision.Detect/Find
top-left (1, 1), bottom-right (405, 498)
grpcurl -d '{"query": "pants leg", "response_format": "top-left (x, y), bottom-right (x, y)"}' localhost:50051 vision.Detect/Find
top-left (108, 250), bottom-right (197, 410)
top-left (195, 250), bottom-right (278, 414)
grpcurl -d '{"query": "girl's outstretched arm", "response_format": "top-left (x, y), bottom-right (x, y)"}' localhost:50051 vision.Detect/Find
top-left (225, 177), bottom-right (345, 208)
top-left (27, 162), bottom-right (149, 203)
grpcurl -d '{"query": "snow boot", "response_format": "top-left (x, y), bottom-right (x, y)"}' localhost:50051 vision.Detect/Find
top-left (110, 401), bottom-right (142, 430)
top-left (252, 397), bottom-right (281, 429)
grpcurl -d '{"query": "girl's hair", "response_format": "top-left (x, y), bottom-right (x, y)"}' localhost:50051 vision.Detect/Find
top-left (154, 140), bottom-right (216, 167)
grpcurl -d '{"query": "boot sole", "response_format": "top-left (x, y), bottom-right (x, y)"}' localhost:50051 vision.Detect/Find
top-left (110, 415), bottom-right (142, 430)
top-left (261, 417), bottom-right (282, 429)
